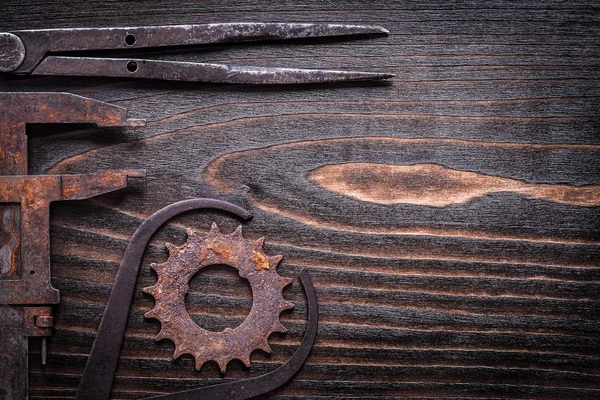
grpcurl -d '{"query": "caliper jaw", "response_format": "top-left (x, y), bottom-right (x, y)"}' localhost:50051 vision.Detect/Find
top-left (0, 92), bottom-right (144, 399)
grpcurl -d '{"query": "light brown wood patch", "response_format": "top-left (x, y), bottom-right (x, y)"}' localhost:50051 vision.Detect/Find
top-left (309, 162), bottom-right (600, 207)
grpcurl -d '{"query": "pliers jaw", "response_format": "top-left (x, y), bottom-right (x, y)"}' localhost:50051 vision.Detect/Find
top-left (0, 23), bottom-right (394, 84)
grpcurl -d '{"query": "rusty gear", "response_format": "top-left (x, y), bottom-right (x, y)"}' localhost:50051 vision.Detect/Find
top-left (143, 223), bottom-right (294, 372)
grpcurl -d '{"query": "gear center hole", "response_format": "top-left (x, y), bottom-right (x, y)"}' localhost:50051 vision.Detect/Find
top-left (185, 264), bottom-right (253, 332)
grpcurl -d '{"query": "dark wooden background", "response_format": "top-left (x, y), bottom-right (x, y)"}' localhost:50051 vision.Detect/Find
top-left (1, 1), bottom-right (600, 399)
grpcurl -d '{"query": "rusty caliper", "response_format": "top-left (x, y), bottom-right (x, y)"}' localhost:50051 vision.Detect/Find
top-left (0, 92), bottom-right (144, 399)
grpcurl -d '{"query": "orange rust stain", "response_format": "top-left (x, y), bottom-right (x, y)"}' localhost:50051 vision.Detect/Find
top-left (308, 163), bottom-right (600, 207)
top-left (252, 251), bottom-right (270, 271)
top-left (60, 184), bottom-right (78, 199)
top-left (206, 239), bottom-right (235, 259)
top-left (0, 206), bottom-right (20, 278)
top-left (8, 209), bottom-right (19, 277)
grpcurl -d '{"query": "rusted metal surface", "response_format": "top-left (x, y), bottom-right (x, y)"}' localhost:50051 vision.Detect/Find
top-left (22, 307), bottom-right (53, 336)
top-left (0, 172), bottom-right (143, 305)
top-left (0, 205), bottom-right (19, 279)
top-left (0, 23), bottom-right (393, 84)
top-left (0, 92), bottom-right (144, 399)
top-left (0, 92), bottom-right (143, 178)
top-left (147, 270), bottom-right (319, 400)
top-left (144, 224), bottom-right (294, 372)
top-left (76, 199), bottom-right (319, 400)
top-left (60, 170), bottom-right (146, 200)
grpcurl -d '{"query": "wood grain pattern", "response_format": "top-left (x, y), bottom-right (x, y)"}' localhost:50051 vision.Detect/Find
top-left (1, 1), bottom-right (599, 399)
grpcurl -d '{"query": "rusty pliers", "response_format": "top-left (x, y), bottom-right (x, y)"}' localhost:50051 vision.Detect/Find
top-left (0, 23), bottom-right (393, 84)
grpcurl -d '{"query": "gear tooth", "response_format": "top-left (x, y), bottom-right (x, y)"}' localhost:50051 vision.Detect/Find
top-left (260, 341), bottom-right (272, 354)
top-left (281, 300), bottom-right (294, 311)
top-left (232, 225), bottom-right (243, 238)
top-left (185, 227), bottom-right (195, 237)
top-left (269, 255), bottom-right (283, 267)
top-left (144, 308), bottom-right (157, 319)
top-left (165, 242), bottom-right (178, 253)
top-left (142, 286), bottom-right (155, 295)
top-left (274, 322), bottom-right (288, 333)
top-left (217, 359), bottom-right (229, 374)
top-left (254, 237), bottom-right (265, 249)
top-left (172, 347), bottom-right (185, 359)
top-left (240, 355), bottom-right (251, 368)
top-left (149, 262), bottom-right (167, 272)
top-left (280, 276), bottom-right (293, 288)
top-left (209, 222), bottom-right (221, 235)
top-left (186, 233), bottom-right (202, 247)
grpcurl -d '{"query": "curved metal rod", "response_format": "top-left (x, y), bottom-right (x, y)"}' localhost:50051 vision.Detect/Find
top-left (76, 199), bottom-right (252, 400)
top-left (146, 269), bottom-right (318, 400)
